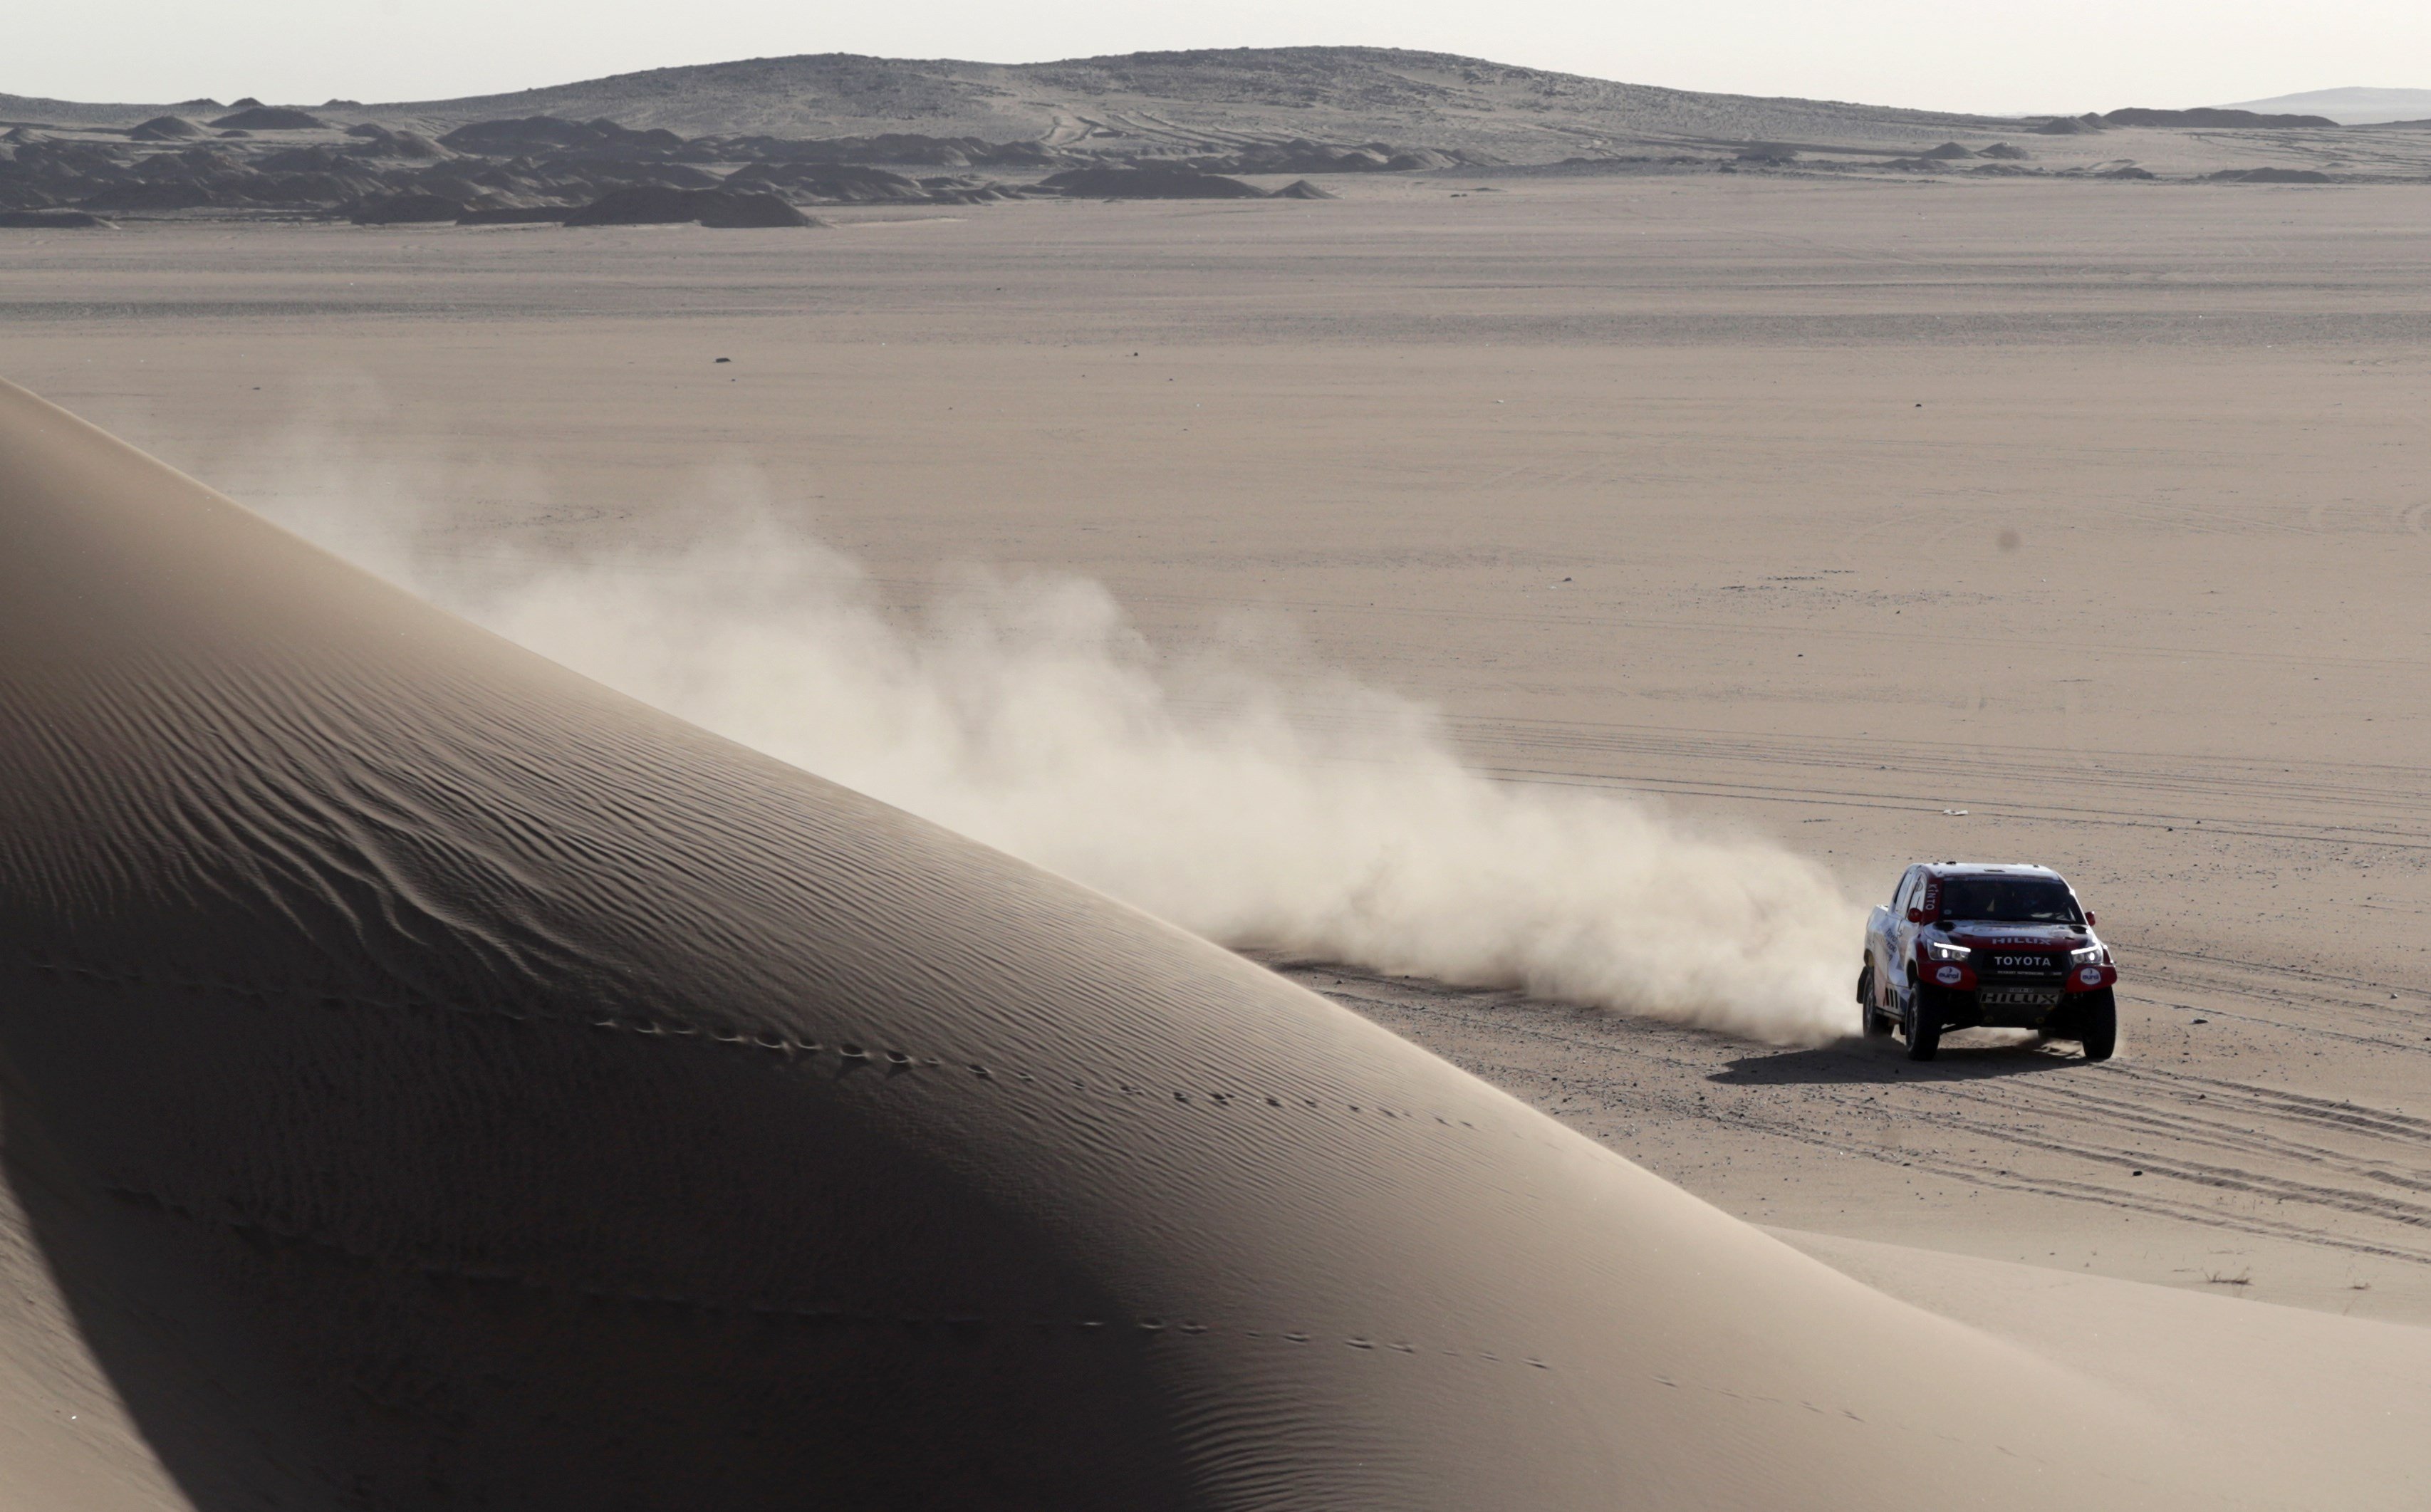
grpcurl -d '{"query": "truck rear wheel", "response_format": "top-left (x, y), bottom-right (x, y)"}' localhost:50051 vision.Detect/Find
top-left (1858, 965), bottom-right (1890, 1036)
top-left (2076, 988), bottom-right (2117, 1062)
top-left (1904, 988), bottom-right (1941, 1061)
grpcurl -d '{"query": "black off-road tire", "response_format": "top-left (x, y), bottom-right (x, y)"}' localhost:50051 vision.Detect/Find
top-left (2076, 988), bottom-right (2118, 1062)
top-left (1903, 985), bottom-right (1941, 1062)
top-left (1858, 965), bottom-right (1891, 1036)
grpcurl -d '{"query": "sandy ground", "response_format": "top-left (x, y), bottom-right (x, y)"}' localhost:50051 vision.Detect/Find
top-left (1281, 958), bottom-right (2431, 1324)
top-left (38, 367), bottom-right (2431, 1510)
top-left (6, 172), bottom-right (2430, 1342)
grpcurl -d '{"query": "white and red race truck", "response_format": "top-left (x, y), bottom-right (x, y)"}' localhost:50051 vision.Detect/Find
top-left (1859, 862), bottom-right (2118, 1062)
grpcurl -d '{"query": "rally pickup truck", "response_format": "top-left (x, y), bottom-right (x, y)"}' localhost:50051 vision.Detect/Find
top-left (1858, 862), bottom-right (2118, 1062)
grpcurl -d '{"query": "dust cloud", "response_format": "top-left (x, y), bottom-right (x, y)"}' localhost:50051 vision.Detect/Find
top-left (254, 457), bottom-right (1862, 1045)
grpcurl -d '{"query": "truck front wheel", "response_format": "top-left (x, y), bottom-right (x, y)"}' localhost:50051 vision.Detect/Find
top-left (1858, 965), bottom-right (1891, 1036)
top-left (1904, 985), bottom-right (1942, 1061)
top-left (2075, 988), bottom-right (2117, 1062)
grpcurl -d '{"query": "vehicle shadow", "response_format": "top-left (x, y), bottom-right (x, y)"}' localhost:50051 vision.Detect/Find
top-left (1710, 1035), bottom-right (2089, 1086)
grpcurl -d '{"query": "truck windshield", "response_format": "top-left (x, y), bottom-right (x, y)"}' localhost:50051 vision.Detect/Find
top-left (1938, 877), bottom-right (2081, 924)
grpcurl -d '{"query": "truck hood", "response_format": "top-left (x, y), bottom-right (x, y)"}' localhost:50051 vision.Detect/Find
top-left (1943, 923), bottom-right (2090, 950)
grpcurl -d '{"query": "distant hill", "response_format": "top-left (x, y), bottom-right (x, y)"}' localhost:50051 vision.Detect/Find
top-left (16, 51), bottom-right (2425, 182)
top-left (2214, 87), bottom-right (2431, 126)
top-left (2100, 107), bottom-right (2336, 128)
top-left (374, 48), bottom-right (2017, 158)
top-left (6, 48), bottom-right (2009, 163)
top-left (0, 92), bottom-right (227, 127)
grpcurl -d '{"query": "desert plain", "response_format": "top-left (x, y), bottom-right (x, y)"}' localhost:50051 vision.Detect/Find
top-left (7, 162), bottom-right (2431, 1506)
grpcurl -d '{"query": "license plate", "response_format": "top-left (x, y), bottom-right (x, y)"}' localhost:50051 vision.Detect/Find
top-left (1979, 987), bottom-right (2061, 1009)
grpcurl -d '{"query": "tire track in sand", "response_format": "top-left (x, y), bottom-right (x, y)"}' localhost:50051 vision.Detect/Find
top-left (1278, 958), bottom-right (2431, 1273)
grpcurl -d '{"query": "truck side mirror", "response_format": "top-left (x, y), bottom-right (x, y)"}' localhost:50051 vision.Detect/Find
top-left (1905, 907), bottom-right (1930, 924)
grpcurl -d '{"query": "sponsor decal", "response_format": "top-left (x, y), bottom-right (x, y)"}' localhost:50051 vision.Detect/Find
top-left (1935, 964), bottom-right (1964, 986)
top-left (2079, 966), bottom-right (2104, 986)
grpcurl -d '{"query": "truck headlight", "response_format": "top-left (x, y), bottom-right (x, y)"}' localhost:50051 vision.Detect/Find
top-left (2068, 946), bottom-right (2103, 966)
top-left (1923, 940), bottom-right (1971, 963)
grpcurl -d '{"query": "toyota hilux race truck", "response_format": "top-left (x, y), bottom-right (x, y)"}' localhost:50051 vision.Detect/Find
top-left (1859, 862), bottom-right (2118, 1062)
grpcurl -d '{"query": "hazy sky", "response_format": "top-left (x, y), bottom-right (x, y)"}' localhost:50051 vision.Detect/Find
top-left (11, 0), bottom-right (2426, 114)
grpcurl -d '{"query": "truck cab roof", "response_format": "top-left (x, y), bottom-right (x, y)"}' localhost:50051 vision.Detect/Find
top-left (1920, 862), bottom-right (2068, 882)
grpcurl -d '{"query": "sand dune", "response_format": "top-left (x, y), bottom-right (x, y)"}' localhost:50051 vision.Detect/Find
top-left (5, 370), bottom-right (2430, 1508)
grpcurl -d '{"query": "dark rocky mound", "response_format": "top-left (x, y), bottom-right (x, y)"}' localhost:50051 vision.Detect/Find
top-left (2101, 107), bottom-right (2337, 128)
top-left (1040, 166), bottom-right (1264, 199)
top-left (78, 179), bottom-right (218, 211)
top-left (2094, 165), bottom-right (2157, 179)
top-left (0, 139), bottom-right (113, 209)
top-left (562, 184), bottom-right (815, 227)
top-left (860, 134), bottom-right (1062, 166)
top-left (127, 116), bottom-right (203, 142)
top-left (1977, 142), bottom-right (2029, 159)
top-left (724, 161), bottom-right (927, 201)
top-left (695, 189), bottom-right (814, 226)
top-left (1880, 157), bottom-right (1951, 172)
top-left (209, 106), bottom-right (328, 130)
top-left (1735, 143), bottom-right (1798, 162)
top-left (699, 132), bottom-right (1062, 167)
top-left (439, 116), bottom-right (683, 156)
top-left (349, 192), bottom-right (468, 224)
top-left (1165, 140), bottom-right (1479, 175)
top-left (1920, 142), bottom-right (1976, 158)
top-left (457, 206), bottom-right (572, 224)
top-left (642, 162), bottom-right (723, 188)
top-left (2207, 167), bottom-right (2333, 183)
top-left (0, 209), bottom-right (108, 228)
top-left (254, 145), bottom-right (363, 173)
top-left (1269, 179), bottom-right (1338, 199)
top-left (217, 129), bottom-right (251, 138)
top-left (915, 174), bottom-right (1016, 203)
top-left (2034, 115), bottom-right (2105, 135)
top-left (1967, 163), bottom-right (2040, 177)
top-left (43, 137), bottom-right (397, 214)
top-left (559, 184), bottom-right (710, 224)
top-left (343, 123), bottom-right (449, 160)
top-left (0, 105), bottom-right (912, 224)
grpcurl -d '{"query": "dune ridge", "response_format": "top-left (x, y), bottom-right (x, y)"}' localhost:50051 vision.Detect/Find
top-left (0, 375), bottom-right (2417, 1508)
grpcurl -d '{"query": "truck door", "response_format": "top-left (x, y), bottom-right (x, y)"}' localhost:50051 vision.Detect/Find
top-left (1878, 867), bottom-right (1917, 1005)
top-left (1895, 870), bottom-right (1944, 1001)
